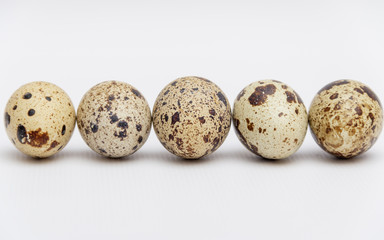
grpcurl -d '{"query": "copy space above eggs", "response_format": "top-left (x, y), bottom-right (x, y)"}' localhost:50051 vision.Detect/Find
top-left (233, 80), bottom-right (308, 159)
top-left (309, 79), bottom-right (383, 158)
top-left (152, 76), bottom-right (231, 159)
top-left (4, 82), bottom-right (76, 158)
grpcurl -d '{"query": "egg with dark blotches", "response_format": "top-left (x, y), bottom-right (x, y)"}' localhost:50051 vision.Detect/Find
top-left (77, 81), bottom-right (151, 158)
top-left (4, 81), bottom-right (76, 158)
top-left (152, 76), bottom-right (231, 159)
top-left (309, 79), bottom-right (383, 158)
top-left (233, 80), bottom-right (308, 159)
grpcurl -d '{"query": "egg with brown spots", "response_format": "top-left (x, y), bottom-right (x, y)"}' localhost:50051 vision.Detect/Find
top-left (309, 79), bottom-right (383, 158)
top-left (233, 80), bottom-right (308, 159)
top-left (77, 81), bottom-right (151, 158)
top-left (152, 76), bottom-right (231, 159)
top-left (4, 81), bottom-right (76, 158)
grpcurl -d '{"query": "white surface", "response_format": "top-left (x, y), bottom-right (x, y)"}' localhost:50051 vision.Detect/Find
top-left (1, 0), bottom-right (384, 239)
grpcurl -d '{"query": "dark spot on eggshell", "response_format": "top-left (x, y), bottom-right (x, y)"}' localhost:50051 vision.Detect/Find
top-left (324, 107), bottom-right (330, 112)
top-left (246, 118), bottom-right (254, 131)
top-left (330, 93), bottom-right (338, 100)
top-left (368, 112), bottom-right (375, 125)
top-left (258, 127), bottom-right (262, 133)
top-left (180, 88), bottom-right (185, 93)
top-left (114, 130), bottom-right (127, 140)
top-left (171, 81), bottom-right (178, 86)
top-left (282, 85), bottom-right (288, 89)
top-left (28, 109), bottom-right (35, 116)
top-left (62, 125), bottom-right (66, 135)
top-left (91, 123), bottom-right (98, 133)
top-left (138, 136), bottom-right (143, 143)
top-left (295, 109), bottom-right (299, 115)
top-left (110, 114), bottom-right (119, 124)
top-left (124, 96), bottom-right (129, 100)
top-left (117, 121), bottom-right (128, 129)
top-left (169, 134), bottom-right (174, 141)
top-left (236, 89), bottom-right (245, 101)
top-left (131, 88), bottom-right (142, 98)
top-left (164, 114), bottom-right (169, 122)
top-left (285, 91), bottom-right (296, 103)
top-left (13, 105), bottom-right (17, 110)
top-left (318, 80), bottom-right (349, 94)
top-left (171, 112), bottom-right (180, 125)
top-left (177, 100), bottom-right (181, 108)
top-left (355, 106), bottom-right (363, 116)
top-left (17, 125), bottom-right (27, 144)
top-left (164, 90), bottom-right (170, 95)
top-left (99, 148), bottom-right (107, 154)
top-left (278, 112), bottom-right (283, 117)
top-left (211, 137), bottom-right (220, 151)
top-left (334, 103), bottom-right (341, 110)
top-left (47, 141), bottom-right (59, 151)
top-left (108, 95), bottom-right (115, 101)
top-left (26, 128), bottom-right (50, 147)
top-left (354, 88), bottom-right (363, 94)
top-left (136, 124), bottom-right (142, 131)
top-left (217, 92), bottom-right (227, 107)
top-left (203, 135), bottom-right (209, 143)
top-left (361, 86), bottom-right (381, 107)
top-left (326, 127), bottom-right (332, 134)
top-left (192, 88), bottom-right (199, 91)
top-left (209, 109), bottom-right (216, 116)
top-left (5, 112), bottom-right (10, 128)
top-left (23, 92), bottom-right (32, 99)
top-left (175, 138), bottom-right (183, 149)
top-left (132, 145), bottom-right (138, 151)
top-left (199, 117), bottom-right (206, 124)
top-left (248, 84), bottom-right (276, 106)
top-left (249, 144), bottom-right (259, 155)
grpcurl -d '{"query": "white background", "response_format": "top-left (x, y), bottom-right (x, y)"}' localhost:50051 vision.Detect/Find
top-left (1, 0), bottom-right (384, 239)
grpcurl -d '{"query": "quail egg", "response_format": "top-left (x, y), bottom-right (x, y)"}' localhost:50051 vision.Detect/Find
top-left (152, 76), bottom-right (231, 159)
top-left (309, 79), bottom-right (382, 158)
top-left (4, 81), bottom-right (76, 158)
top-left (233, 80), bottom-right (308, 159)
top-left (77, 81), bottom-right (151, 158)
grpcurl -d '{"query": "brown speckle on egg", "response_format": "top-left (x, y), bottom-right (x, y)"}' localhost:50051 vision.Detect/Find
top-left (309, 79), bottom-right (383, 158)
top-left (233, 80), bottom-right (308, 159)
top-left (152, 76), bottom-right (231, 159)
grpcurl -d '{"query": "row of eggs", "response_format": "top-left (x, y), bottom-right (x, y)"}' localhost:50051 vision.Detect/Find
top-left (4, 77), bottom-right (383, 159)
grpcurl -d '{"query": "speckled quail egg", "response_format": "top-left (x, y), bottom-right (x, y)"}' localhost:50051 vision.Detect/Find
top-left (309, 79), bottom-right (382, 158)
top-left (77, 81), bottom-right (151, 158)
top-left (233, 80), bottom-right (308, 159)
top-left (4, 81), bottom-right (76, 158)
top-left (152, 76), bottom-right (231, 159)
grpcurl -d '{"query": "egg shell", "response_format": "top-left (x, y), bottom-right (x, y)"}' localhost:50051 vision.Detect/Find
top-left (77, 81), bottom-right (151, 158)
top-left (152, 76), bottom-right (231, 159)
top-left (309, 79), bottom-right (383, 158)
top-left (233, 80), bottom-right (308, 159)
top-left (4, 81), bottom-right (76, 158)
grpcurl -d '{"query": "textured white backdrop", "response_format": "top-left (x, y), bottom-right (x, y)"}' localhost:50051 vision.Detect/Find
top-left (1, 0), bottom-right (384, 239)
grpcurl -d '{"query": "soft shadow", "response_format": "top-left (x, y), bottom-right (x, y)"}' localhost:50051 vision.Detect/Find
top-left (2, 148), bottom-right (59, 164)
top-left (58, 148), bottom-right (142, 163)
